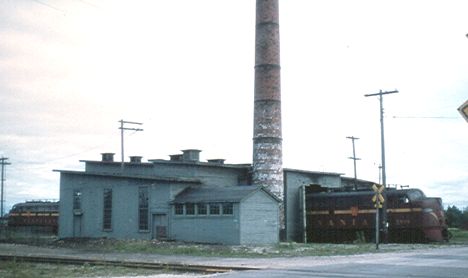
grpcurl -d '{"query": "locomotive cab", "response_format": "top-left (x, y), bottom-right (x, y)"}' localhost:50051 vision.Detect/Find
top-left (387, 189), bottom-right (447, 243)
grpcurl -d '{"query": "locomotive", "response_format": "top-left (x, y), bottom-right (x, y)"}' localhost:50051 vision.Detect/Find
top-left (8, 200), bottom-right (59, 233)
top-left (305, 186), bottom-right (449, 243)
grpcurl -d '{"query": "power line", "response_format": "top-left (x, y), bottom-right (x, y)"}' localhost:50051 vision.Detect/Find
top-left (74, 0), bottom-right (100, 8)
top-left (392, 116), bottom-right (458, 119)
top-left (31, 0), bottom-right (65, 13)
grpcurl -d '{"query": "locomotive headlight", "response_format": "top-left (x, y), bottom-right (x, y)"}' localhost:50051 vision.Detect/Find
top-left (423, 208), bottom-right (433, 213)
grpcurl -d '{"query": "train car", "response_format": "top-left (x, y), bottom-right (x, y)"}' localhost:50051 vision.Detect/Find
top-left (8, 200), bottom-right (59, 233)
top-left (305, 187), bottom-right (449, 243)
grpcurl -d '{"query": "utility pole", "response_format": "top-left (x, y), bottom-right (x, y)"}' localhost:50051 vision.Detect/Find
top-left (346, 136), bottom-right (360, 190)
top-left (365, 89), bottom-right (399, 244)
top-left (0, 157), bottom-right (11, 217)
top-left (364, 89), bottom-right (398, 188)
top-left (378, 164), bottom-right (382, 184)
top-left (118, 120), bottom-right (143, 171)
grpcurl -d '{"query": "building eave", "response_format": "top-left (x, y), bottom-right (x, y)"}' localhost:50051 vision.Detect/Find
top-left (53, 169), bottom-right (201, 184)
top-left (283, 168), bottom-right (343, 177)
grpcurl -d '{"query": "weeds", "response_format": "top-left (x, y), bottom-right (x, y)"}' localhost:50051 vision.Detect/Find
top-left (3, 229), bottom-right (468, 259)
top-left (0, 260), bottom-right (168, 278)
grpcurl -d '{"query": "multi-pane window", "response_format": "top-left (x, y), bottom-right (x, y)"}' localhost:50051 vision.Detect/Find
top-left (197, 203), bottom-right (207, 215)
top-left (103, 189), bottom-right (112, 230)
top-left (73, 190), bottom-right (82, 210)
top-left (173, 202), bottom-right (233, 216)
top-left (175, 204), bottom-right (184, 215)
top-left (185, 203), bottom-right (195, 215)
top-left (209, 203), bottom-right (220, 215)
top-left (222, 203), bottom-right (233, 215)
top-left (138, 187), bottom-right (149, 231)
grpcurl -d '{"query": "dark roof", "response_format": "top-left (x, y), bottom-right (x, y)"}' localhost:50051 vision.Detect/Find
top-left (53, 170), bottom-right (201, 184)
top-left (283, 168), bottom-right (343, 176)
top-left (172, 186), bottom-right (280, 203)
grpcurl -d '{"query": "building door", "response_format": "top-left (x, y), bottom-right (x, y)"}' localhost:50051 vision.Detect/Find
top-left (73, 216), bottom-right (82, 237)
top-left (153, 214), bottom-right (167, 240)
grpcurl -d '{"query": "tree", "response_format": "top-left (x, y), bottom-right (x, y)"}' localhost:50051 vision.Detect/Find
top-left (462, 207), bottom-right (468, 230)
top-left (446, 206), bottom-right (463, 228)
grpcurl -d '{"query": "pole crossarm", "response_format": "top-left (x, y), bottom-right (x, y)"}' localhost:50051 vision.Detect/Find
top-left (119, 127), bottom-right (144, 131)
top-left (118, 120), bottom-right (144, 170)
top-left (364, 90), bottom-right (399, 97)
top-left (120, 120), bottom-right (143, 125)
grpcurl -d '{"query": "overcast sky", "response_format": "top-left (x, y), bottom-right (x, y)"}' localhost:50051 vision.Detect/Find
top-left (1, 0), bottom-right (467, 212)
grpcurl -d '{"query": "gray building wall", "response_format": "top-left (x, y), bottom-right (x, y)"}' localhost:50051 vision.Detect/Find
top-left (170, 204), bottom-right (241, 245)
top-left (284, 170), bottom-right (342, 242)
top-left (239, 192), bottom-right (279, 245)
top-left (169, 189), bottom-right (279, 245)
top-left (58, 172), bottom-right (194, 240)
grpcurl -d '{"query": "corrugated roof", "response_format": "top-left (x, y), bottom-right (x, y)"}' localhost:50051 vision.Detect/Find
top-left (172, 186), bottom-right (279, 203)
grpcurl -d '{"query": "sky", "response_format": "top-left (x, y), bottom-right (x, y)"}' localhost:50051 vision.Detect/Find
top-left (0, 0), bottom-right (467, 213)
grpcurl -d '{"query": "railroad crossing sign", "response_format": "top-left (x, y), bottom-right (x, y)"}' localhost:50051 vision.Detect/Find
top-left (458, 99), bottom-right (468, 123)
top-left (372, 184), bottom-right (384, 208)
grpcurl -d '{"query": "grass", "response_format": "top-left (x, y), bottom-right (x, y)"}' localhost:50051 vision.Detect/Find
top-left (448, 228), bottom-right (468, 244)
top-left (3, 228), bottom-right (468, 259)
top-left (0, 260), bottom-right (171, 278)
top-left (49, 237), bottom-right (466, 258)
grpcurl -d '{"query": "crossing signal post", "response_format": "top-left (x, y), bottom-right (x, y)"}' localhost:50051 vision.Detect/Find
top-left (372, 184), bottom-right (385, 249)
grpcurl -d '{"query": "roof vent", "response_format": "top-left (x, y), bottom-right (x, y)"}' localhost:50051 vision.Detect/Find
top-left (129, 156), bottom-right (142, 163)
top-left (169, 154), bottom-right (183, 161)
top-left (207, 159), bottom-right (225, 165)
top-left (101, 153), bottom-right (115, 162)
top-left (182, 149), bottom-right (201, 162)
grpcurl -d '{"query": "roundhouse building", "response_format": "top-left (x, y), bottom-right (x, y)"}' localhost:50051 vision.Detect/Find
top-left (55, 149), bottom-right (367, 244)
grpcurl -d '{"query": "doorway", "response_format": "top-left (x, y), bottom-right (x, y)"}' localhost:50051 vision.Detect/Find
top-left (73, 216), bottom-right (82, 237)
top-left (153, 214), bottom-right (167, 240)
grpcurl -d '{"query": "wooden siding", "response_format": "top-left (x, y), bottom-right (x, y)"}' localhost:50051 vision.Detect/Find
top-left (240, 191), bottom-right (279, 244)
top-left (170, 204), bottom-right (240, 245)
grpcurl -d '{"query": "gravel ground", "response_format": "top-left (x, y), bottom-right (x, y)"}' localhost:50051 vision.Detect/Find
top-left (1, 243), bottom-right (467, 278)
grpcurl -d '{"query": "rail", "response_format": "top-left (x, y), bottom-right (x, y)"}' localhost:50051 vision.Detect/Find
top-left (0, 254), bottom-right (259, 273)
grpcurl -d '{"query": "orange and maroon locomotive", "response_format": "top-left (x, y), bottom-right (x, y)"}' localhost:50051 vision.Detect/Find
top-left (305, 187), bottom-right (449, 243)
top-left (8, 200), bottom-right (59, 234)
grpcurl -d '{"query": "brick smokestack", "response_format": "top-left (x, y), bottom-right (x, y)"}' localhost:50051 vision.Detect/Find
top-left (253, 0), bottom-right (283, 201)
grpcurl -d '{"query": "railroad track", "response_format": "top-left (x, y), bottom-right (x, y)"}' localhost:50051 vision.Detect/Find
top-left (0, 254), bottom-right (259, 274)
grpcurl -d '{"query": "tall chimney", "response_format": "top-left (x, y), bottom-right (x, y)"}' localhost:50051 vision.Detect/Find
top-left (252, 0), bottom-right (283, 201)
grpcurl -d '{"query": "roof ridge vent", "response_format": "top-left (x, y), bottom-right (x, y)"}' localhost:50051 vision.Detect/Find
top-left (129, 156), bottom-right (142, 163)
top-left (182, 149), bottom-right (201, 162)
top-left (169, 154), bottom-right (183, 161)
top-left (101, 153), bottom-right (115, 162)
top-left (207, 159), bottom-right (225, 165)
